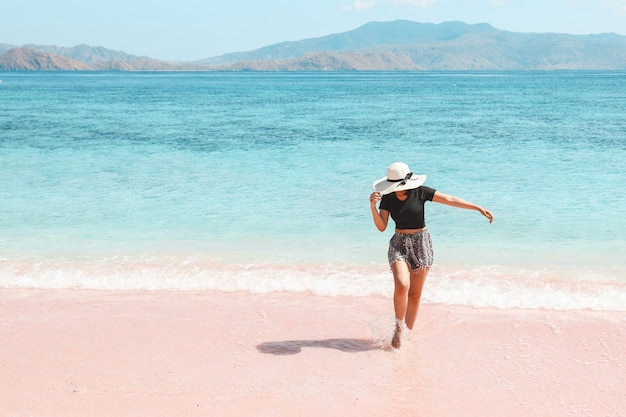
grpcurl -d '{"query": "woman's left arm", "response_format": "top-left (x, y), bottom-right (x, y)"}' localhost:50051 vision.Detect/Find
top-left (432, 191), bottom-right (494, 223)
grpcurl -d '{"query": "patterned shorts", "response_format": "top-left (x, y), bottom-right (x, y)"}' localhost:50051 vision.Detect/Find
top-left (388, 230), bottom-right (434, 272)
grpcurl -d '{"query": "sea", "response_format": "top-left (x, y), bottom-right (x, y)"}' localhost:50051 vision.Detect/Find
top-left (1, 71), bottom-right (625, 311)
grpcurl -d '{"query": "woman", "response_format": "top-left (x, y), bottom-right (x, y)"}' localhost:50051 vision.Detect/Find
top-left (370, 162), bottom-right (493, 348)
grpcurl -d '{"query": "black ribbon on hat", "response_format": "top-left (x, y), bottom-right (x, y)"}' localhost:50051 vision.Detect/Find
top-left (388, 172), bottom-right (413, 186)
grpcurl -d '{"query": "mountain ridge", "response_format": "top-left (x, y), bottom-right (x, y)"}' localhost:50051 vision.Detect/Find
top-left (196, 20), bottom-right (500, 65)
top-left (2, 20), bottom-right (626, 71)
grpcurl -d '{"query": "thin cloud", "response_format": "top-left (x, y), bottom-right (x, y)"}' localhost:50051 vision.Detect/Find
top-left (605, 0), bottom-right (626, 13)
top-left (343, 0), bottom-right (436, 12)
top-left (393, 0), bottom-right (437, 6)
top-left (343, 0), bottom-right (376, 11)
top-left (570, 0), bottom-right (626, 15)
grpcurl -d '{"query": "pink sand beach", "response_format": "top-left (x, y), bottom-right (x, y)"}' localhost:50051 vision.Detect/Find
top-left (1, 288), bottom-right (624, 417)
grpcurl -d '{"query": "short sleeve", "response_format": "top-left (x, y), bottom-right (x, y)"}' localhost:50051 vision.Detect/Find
top-left (418, 186), bottom-right (436, 202)
top-left (379, 193), bottom-right (393, 211)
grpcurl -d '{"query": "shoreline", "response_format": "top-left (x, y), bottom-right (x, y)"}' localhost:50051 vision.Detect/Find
top-left (2, 257), bottom-right (625, 312)
top-left (1, 288), bottom-right (624, 416)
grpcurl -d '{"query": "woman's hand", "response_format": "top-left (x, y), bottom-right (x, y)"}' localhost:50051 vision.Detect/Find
top-left (370, 191), bottom-right (388, 231)
top-left (370, 191), bottom-right (382, 206)
top-left (479, 207), bottom-right (494, 223)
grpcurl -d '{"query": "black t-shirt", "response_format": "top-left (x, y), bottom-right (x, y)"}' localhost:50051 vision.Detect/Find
top-left (379, 186), bottom-right (436, 229)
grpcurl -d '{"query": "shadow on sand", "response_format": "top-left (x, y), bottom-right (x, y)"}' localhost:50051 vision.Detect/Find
top-left (256, 338), bottom-right (381, 355)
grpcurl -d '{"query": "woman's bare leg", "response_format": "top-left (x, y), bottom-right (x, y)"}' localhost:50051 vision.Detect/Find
top-left (404, 267), bottom-right (430, 330)
top-left (391, 260), bottom-right (411, 321)
top-left (391, 261), bottom-right (410, 348)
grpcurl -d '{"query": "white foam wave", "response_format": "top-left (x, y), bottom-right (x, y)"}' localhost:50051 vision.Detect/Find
top-left (1, 258), bottom-right (625, 312)
top-left (426, 266), bottom-right (626, 311)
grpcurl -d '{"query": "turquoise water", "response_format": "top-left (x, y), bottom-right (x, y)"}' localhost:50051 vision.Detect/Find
top-left (1, 71), bottom-right (625, 309)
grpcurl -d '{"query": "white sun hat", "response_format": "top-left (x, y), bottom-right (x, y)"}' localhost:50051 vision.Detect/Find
top-left (372, 162), bottom-right (427, 195)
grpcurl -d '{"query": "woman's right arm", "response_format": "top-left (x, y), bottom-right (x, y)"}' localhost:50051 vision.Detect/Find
top-left (370, 191), bottom-right (389, 232)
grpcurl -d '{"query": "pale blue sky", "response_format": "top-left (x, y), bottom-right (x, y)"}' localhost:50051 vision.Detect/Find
top-left (2, 0), bottom-right (625, 61)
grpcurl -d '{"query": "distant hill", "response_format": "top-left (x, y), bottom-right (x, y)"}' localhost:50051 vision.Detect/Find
top-left (2, 20), bottom-right (626, 71)
top-left (198, 20), bottom-right (499, 65)
top-left (20, 43), bottom-right (143, 64)
top-left (202, 20), bottom-right (626, 70)
top-left (0, 47), bottom-right (187, 71)
top-left (224, 51), bottom-right (421, 71)
top-left (0, 48), bottom-right (92, 70)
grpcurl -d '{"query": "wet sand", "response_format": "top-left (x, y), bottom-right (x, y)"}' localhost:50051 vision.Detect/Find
top-left (1, 289), bottom-right (624, 416)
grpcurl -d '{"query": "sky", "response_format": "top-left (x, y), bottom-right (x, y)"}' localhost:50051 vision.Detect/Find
top-left (2, 0), bottom-right (626, 61)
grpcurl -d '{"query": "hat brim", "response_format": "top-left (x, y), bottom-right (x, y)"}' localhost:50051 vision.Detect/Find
top-left (373, 175), bottom-right (427, 195)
